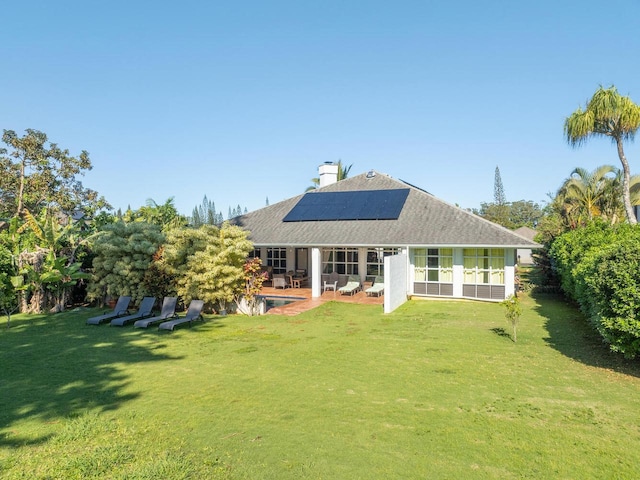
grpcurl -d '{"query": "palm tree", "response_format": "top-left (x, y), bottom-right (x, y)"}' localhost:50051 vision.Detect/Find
top-left (564, 86), bottom-right (640, 224)
top-left (557, 165), bottom-right (619, 225)
top-left (305, 160), bottom-right (353, 192)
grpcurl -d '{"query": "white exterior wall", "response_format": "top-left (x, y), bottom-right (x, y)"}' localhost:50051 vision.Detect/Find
top-left (385, 253), bottom-right (408, 313)
top-left (504, 249), bottom-right (516, 298)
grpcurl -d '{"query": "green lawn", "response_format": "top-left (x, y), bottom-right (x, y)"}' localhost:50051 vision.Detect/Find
top-left (2, 293), bottom-right (640, 479)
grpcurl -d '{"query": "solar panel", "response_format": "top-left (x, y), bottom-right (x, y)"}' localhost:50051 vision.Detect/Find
top-left (283, 189), bottom-right (410, 222)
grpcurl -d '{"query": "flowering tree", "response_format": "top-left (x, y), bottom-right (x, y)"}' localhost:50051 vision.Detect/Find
top-left (238, 257), bottom-right (268, 315)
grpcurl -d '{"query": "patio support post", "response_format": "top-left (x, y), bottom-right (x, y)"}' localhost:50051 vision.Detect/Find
top-left (311, 247), bottom-right (322, 298)
top-left (453, 248), bottom-right (464, 297)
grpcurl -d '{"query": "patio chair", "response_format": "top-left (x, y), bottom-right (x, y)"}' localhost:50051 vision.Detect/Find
top-left (134, 297), bottom-right (178, 328)
top-left (273, 274), bottom-right (288, 289)
top-left (365, 276), bottom-right (384, 297)
top-left (110, 296), bottom-right (156, 326)
top-left (323, 271), bottom-right (339, 294)
top-left (86, 296), bottom-right (131, 325)
top-left (338, 275), bottom-right (361, 296)
top-left (159, 300), bottom-right (205, 331)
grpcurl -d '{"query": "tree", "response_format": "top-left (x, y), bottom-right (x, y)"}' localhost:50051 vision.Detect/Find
top-left (509, 200), bottom-right (544, 229)
top-left (12, 208), bottom-right (89, 313)
top-left (565, 86), bottom-right (640, 224)
top-left (0, 244), bottom-right (18, 327)
top-left (129, 197), bottom-right (186, 230)
top-left (501, 294), bottom-right (521, 342)
top-left (0, 129), bottom-right (109, 218)
top-left (159, 224), bottom-right (218, 297)
top-left (88, 222), bottom-right (165, 304)
top-left (236, 257), bottom-right (268, 316)
top-left (161, 223), bottom-right (252, 313)
top-left (494, 166), bottom-right (506, 205)
top-left (475, 202), bottom-right (513, 228)
top-left (190, 195), bottom-right (221, 227)
top-left (557, 165), bottom-right (620, 226)
top-left (183, 223), bottom-right (252, 313)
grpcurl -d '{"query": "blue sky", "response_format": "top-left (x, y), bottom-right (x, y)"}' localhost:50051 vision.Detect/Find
top-left (2, 1), bottom-right (639, 217)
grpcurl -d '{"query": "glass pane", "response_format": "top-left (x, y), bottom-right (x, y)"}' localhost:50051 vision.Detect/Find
top-left (463, 248), bottom-right (476, 257)
top-left (463, 270), bottom-right (475, 283)
top-left (428, 248), bottom-right (438, 256)
top-left (491, 257), bottom-right (505, 269)
top-left (415, 268), bottom-right (426, 281)
top-left (491, 270), bottom-right (504, 284)
top-left (441, 257), bottom-right (453, 268)
top-left (428, 257), bottom-right (439, 268)
top-left (428, 270), bottom-right (439, 282)
top-left (440, 269), bottom-right (453, 282)
top-left (463, 257), bottom-right (476, 269)
top-left (440, 248), bottom-right (453, 256)
top-left (491, 248), bottom-right (504, 257)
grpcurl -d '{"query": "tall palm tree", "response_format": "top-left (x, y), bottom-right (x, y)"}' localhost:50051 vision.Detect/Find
top-left (557, 165), bottom-right (619, 226)
top-left (564, 86), bottom-right (640, 224)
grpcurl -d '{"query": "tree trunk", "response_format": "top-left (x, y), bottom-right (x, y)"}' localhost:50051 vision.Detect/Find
top-left (18, 291), bottom-right (28, 313)
top-left (616, 138), bottom-right (638, 224)
top-left (16, 156), bottom-right (25, 217)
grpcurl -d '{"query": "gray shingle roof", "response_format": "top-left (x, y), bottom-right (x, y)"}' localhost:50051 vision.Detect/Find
top-left (233, 171), bottom-right (540, 248)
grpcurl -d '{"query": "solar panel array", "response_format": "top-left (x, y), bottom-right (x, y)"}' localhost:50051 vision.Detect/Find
top-left (283, 188), bottom-right (410, 222)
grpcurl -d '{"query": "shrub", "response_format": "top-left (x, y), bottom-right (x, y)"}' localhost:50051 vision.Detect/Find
top-left (549, 222), bottom-right (640, 357)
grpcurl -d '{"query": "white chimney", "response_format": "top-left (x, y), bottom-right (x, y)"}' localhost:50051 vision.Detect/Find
top-left (318, 162), bottom-right (339, 188)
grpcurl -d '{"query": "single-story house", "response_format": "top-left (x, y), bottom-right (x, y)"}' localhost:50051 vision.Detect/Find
top-left (234, 163), bottom-right (539, 312)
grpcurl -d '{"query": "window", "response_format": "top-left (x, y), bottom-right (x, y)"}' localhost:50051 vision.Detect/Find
top-left (366, 248), bottom-right (400, 276)
top-left (463, 248), bottom-right (504, 285)
top-left (267, 248), bottom-right (287, 274)
top-left (413, 248), bottom-right (453, 282)
top-left (322, 248), bottom-right (358, 275)
top-left (249, 248), bottom-right (261, 259)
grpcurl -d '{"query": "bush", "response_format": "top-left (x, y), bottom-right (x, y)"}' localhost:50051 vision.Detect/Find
top-left (549, 222), bottom-right (640, 358)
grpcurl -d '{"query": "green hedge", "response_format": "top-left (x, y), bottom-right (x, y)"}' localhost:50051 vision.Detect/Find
top-left (549, 222), bottom-right (640, 358)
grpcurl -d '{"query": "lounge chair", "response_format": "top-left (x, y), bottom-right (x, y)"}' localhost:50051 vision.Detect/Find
top-left (110, 296), bottom-right (156, 326)
top-left (338, 275), bottom-right (361, 296)
top-left (365, 276), bottom-right (384, 297)
top-left (86, 296), bottom-right (131, 325)
top-left (158, 300), bottom-right (204, 331)
top-left (134, 297), bottom-right (178, 328)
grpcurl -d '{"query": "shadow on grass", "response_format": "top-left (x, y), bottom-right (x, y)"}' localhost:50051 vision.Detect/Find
top-left (490, 327), bottom-right (513, 341)
top-left (0, 308), bottom-right (184, 447)
top-left (530, 292), bottom-right (640, 378)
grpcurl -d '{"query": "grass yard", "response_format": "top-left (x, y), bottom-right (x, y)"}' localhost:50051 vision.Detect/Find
top-left (2, 293), bottom-right (640, 479)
